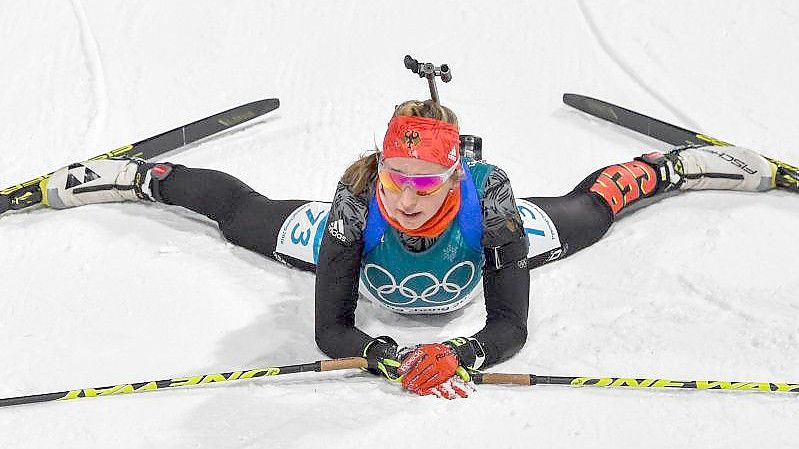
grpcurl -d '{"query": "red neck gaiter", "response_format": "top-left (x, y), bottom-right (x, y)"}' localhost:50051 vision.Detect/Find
top-left (376, 181), bottom-right (461, 238)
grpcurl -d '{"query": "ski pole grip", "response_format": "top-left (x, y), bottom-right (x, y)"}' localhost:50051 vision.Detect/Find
top-left (477, 373), bottom-right (534, 385)
top-left (319, 357), bottom-right (368, 372)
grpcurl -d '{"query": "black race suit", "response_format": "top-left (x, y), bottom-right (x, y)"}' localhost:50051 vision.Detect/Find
top-left (154, 163), bottom-right (616, 369)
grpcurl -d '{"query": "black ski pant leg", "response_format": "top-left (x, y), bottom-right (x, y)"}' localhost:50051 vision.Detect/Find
top-left (520, 168), bottom-right (620, 269)
top-left (156, 165), bottom-right (318, 272)
top-left (521, 154), bottom-right (670, 269)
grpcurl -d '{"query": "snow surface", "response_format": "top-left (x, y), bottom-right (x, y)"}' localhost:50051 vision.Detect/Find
top-left (2, 1), bottom-right (799, 448)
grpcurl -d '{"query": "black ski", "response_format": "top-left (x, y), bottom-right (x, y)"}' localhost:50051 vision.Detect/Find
top-left (562, 93), bottom-right (799, 191)
top-left (1, 98), bottom-right (280, 215)
top-left (562, 93), bottom-right (731, 147)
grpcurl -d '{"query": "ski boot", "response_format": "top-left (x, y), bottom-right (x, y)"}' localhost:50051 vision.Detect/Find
top-left (587, 145), bottom-right (788, 217)
top-left (42, 158), bottom-right (172, 209)
top-left (657, 145), bottom-right (777, 193)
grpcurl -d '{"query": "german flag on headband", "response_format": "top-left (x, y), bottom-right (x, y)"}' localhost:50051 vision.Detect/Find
top-left (382, 115), bottom-right (460, 167)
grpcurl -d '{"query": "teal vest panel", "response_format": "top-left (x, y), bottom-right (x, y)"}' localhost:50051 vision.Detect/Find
top-left (359, 159), bottom-right (495, 314)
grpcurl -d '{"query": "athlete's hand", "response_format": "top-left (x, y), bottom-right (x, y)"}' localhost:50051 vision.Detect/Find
top-left (363, 336), bottom-right (404, 381)
top-left (418, 374), bottom-right (476, 399)
top-left (365, 339), bottom-right (476, 398)
top-left (398, 343), bottom-right (463, 394)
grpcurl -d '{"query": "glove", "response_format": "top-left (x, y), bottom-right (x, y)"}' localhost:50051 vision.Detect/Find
top-left (397, 343), bottom-right (462, 393)
top-left (444, 337), bottom-right (487, 371)
top-left (419, 374), bottom-right (476, 399)
top-left (365, 338), bottom-right (476, 399)
top-left (362, 336), bottom-right (404, 381)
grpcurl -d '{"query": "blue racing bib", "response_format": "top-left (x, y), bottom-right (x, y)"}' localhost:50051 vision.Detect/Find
top-left (359, 159), bottom-right (494, 314)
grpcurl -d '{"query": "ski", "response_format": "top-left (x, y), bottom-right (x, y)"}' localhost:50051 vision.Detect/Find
top-left (0, 98), bottom-right (280, 215)
top-left (563, 93), bottom-right (799, 191)
top-left (562, 93), bottom-right (731, 147)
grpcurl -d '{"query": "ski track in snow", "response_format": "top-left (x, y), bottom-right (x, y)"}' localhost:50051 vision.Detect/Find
top-left (68, 0), bottom-right (108, 146)
top-left (679, 274), bottom-right (758, 324)
top-left (575, 0), bottom-right (698, 130)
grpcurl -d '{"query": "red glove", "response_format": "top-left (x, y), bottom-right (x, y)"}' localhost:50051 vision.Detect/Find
top-left (398, 343), bottom-right (459, 393)
top-left (418, 375), bottom-right (474, 399)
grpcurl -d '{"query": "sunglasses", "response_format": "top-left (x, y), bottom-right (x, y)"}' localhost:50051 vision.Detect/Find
top-left (377, 161), bottom-right (458, 196)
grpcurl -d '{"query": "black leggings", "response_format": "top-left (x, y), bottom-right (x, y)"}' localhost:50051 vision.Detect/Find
top-left (158, 165), bottom-right (615, 272)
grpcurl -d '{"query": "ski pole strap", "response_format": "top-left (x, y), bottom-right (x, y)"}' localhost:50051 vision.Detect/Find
top-left (473, 372), bottom-right (799, 393)
top-left (0, 357), bottom-right (368, 408)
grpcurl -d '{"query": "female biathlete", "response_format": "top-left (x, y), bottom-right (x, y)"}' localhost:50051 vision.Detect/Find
top-left (41, 98), bottom-right (798, 399)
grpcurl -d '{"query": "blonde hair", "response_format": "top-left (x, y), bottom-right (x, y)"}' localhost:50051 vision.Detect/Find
top-left (341, 100), bottom-right (459, 195)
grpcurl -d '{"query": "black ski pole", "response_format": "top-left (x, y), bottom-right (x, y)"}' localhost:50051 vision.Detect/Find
top-left (0, 357), bottom-right (367, 408)
top-left (473, 372), bottom-right (799, 393)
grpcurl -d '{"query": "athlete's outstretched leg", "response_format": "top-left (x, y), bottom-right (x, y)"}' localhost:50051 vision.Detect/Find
top-left (518, 145), bottom-right (782, 269)
top-left (156, 165), bottom-right (320, 271)
top-left (43, 158), bottom-right (322, 272)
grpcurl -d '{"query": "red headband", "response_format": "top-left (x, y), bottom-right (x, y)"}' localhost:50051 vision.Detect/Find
top-left (382, 115), bottom-right (460, 167)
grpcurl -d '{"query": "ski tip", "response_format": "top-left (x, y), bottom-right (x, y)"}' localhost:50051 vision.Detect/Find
top-left (251, 98), bottom-right (280, 113)
top-left (563, 93), bottom-right (595, 106)
top-left (262, 97), bottom-right (279, 107)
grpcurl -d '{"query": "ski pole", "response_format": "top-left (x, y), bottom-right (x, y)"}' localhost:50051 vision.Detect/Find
top-left (473, 372), bottom-right (799, 393)
top-left (0, 357), bottom-right (367, 408)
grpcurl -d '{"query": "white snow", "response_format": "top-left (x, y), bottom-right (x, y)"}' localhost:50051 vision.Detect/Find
top-left (1, 1), bottom-right (799, 447)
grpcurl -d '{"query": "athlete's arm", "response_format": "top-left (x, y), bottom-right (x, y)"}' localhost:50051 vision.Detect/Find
top-left (314, 232), bottom-right (374, 357)
top-left (314, 183), bottom-right (375, 358)
top-left (450, 168), bottom-right (531, 369)
top-left (473, 260), bottom-right (530, 366)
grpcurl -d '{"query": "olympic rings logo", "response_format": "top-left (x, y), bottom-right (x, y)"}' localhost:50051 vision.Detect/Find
top-left (362, 261), bottom-right (476, 305)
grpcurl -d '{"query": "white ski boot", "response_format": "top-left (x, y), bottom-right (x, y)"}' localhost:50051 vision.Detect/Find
top-left (42, 158), bottom-right (169, 209)
top-left (665, 145), bottom-right (777, 192)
